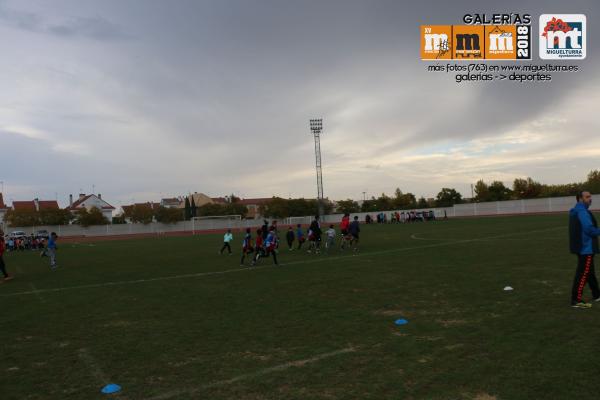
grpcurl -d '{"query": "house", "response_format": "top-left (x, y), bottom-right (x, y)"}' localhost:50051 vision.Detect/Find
top-left (67, 193), bottom-right (116, 222)
top-left (178, 192), bottom-right (216, 209)
top-left (237, 198), bottom-right (271, 219)
top-left (160, 197), bottom-right (182, 208)
top-left (0, 193), bottom-right (8, 229)
top-left (12, 198), bottom-right (60, 212)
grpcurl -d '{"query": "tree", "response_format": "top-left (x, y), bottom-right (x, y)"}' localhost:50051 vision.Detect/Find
top-left (39, 209), bottom-right (72, 225)
top-left (184, 197), bottom-right (191, 220)
top-left (488, 181), bottom-right (512, 201)
top-left (4, 209), bottom-right (40, 227)
top-left (155, 206), bottom-right (184, 224)
top-left (376, 193), bottom-right (393, 211)
top-left (417, 197), bottom-right (429, 208)
top-left (259, 197), bottom-right (330, 218)
top-left (586, 170), bottom-right (600, 194)
top-left (190, 196), bottom-right (197, 218)
top-left (112, 214), bottom-right (127, 224)
top-left (336, 199), bottom-right (360, 214)
top-left (392, 189), bottom-right (417, 209)
top-left (129, 204), bottom-right (155, 224)
top-left (226, 203), bottom-right (249, 218)
top-left (361, 198), bottom-right (379, 212)
top-left (436, 188), bottom-right (463, 207)
top-left (474, 180), bottom-right (490, 202)
top-left (512, 177), bottom-right (543, 199)
top-left (76, 207), bottom-right (109, 227)
top-left (4, 208), bottom-right (72, 227)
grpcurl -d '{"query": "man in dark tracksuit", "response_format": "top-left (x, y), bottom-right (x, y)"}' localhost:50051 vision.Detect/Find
top-left (569, 191), bottom-right (600, 308)
top-left (309, 216), bottom-right (322, 251)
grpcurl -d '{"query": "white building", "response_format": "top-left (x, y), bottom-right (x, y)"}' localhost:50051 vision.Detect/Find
top-left (67, 193), bottom-right (115, 222)
top-left (0, 193), bottom-right (8, 231)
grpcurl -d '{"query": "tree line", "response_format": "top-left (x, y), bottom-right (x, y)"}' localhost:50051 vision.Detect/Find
top-left (342, 170), bottom-right (600, 212)
top-left (4, 170), bottom-right (598, 227)
top-left (471, 170), bottom-right (600, 203)
top-left (115, 195), bottom-right (250, 224)
top-left (4, 207), bottom-right (109, 228)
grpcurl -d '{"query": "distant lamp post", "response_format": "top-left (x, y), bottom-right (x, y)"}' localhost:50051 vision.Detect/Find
top-left (309, 119), bottom-right (325, 217)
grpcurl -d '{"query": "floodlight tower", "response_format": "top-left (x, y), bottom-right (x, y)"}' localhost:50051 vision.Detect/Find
top-left (309, 119), bottom-right (325, 217)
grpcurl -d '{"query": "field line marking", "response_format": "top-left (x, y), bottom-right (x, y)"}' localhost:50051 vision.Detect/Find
top-left (78, 348), bottom-right (130, 399)
top-left (0, 266), bottom-right (269, 297)
top-left (0, 226), bottom-right (565, 298)
top-left (147, 347), bottom-right (356, 400)
top-left (29, 283), bottom-right (46, 303)
top-left (410, 233), bottom-right (453, 241)
top-left (78, 348), bottom-right (110, 383)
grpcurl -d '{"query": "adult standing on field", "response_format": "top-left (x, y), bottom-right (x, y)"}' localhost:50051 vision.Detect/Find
top-left (0, 231), bottom-right (13, 282)
top-left (309, 215), bottom-right (322, 252)
top-left (569, 191), bottom-right (600, 309)
top-left (348, 216), bottom-right (361, 253)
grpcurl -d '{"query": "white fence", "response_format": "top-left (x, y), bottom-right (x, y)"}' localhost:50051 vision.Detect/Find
top-left (4, 195), bottom-right (597, 238)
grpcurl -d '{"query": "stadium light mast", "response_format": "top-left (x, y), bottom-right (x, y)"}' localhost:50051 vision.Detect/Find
top-left (309, 119), bottom-right (325, 217)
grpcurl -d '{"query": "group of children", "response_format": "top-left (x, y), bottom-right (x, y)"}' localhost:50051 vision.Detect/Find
top-left (4, 235), bottom-right (46, 252)
top-left (0, 231), bottom-right (59, 284)
top-left (219, 214), bottom-right (361, 267)
top-left (367, 210), bottom-right (436, 224)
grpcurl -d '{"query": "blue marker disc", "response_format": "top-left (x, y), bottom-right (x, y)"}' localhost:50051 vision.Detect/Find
top-left (101, 384), bottom-right (121, 394)
top-left (395, 318), bottom-right (408, 326)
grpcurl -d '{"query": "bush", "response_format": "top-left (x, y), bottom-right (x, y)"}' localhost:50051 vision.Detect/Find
top-left (76, 207), bottom-right (109, 227)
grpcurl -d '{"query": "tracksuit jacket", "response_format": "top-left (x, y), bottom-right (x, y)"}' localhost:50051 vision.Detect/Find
top-left (569, 202), bottom-right (600, 255)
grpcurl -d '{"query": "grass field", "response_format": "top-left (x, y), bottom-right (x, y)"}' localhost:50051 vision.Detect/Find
top-left (2, 214), bottom-right (600, 400)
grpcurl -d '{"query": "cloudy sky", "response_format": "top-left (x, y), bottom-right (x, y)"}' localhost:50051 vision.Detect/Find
top-left (0, 0), bottom-right (598, 207)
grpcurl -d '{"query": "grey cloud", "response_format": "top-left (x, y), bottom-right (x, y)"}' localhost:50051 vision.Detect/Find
top-left (0, 0), bottom-right (598, 204)
top-left (0, 1), bottom-right (130, 41)
top-left (47, 15), bottom-right (131, 40)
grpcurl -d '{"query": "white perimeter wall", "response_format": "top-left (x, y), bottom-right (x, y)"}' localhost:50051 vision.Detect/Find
top-left (4, 194), bottom-right (598, 238)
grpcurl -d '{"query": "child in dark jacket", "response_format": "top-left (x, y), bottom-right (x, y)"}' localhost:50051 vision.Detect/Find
top-left (286, 227), bottom-right (295, 250)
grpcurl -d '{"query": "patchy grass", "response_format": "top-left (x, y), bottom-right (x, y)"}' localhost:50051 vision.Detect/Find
top-left (1, 214), bottom-right (599, 399)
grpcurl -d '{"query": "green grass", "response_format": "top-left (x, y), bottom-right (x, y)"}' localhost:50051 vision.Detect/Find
top-left (2, 214), bottom-right (600, 400)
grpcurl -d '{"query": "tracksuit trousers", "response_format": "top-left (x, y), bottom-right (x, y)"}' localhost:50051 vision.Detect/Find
top-left (571, 254), bottom-right (600, 304)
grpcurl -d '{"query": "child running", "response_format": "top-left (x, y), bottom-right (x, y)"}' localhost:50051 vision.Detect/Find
top-left (286, 227), bottom-right (295, 250)
top-left (340, 213), bottom-right (350, 250)
top-left (325, 225), bottom-right (336, 251)
top-left (251, 229), bottom-right (264, 266)
top-left (0, 233), bottom-right (13, 282)
top-left (47, 232), bottom-right (58, 269)
top-left (253, 227), bottom-right (279, 266)
top-left (220, 229), bottom-right (233, 255)
top-left (240, 228), bottom-right (254, 266)
top-left (296, 224), bottom-right (305, 250)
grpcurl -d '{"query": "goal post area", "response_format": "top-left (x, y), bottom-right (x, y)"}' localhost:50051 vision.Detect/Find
top-left (190, 215), bottom-right (245, 234)
top-left (191, 215), bottom-right (242, 222)
top-left (283, 216), bottom-right (311, 226)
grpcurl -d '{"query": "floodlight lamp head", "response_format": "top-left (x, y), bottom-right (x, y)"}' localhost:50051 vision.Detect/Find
top-left (309, 119), bottom-right (323, 133)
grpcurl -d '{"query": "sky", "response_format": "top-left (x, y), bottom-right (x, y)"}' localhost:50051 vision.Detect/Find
top-left (0, 0), bottom-right (598, 208)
